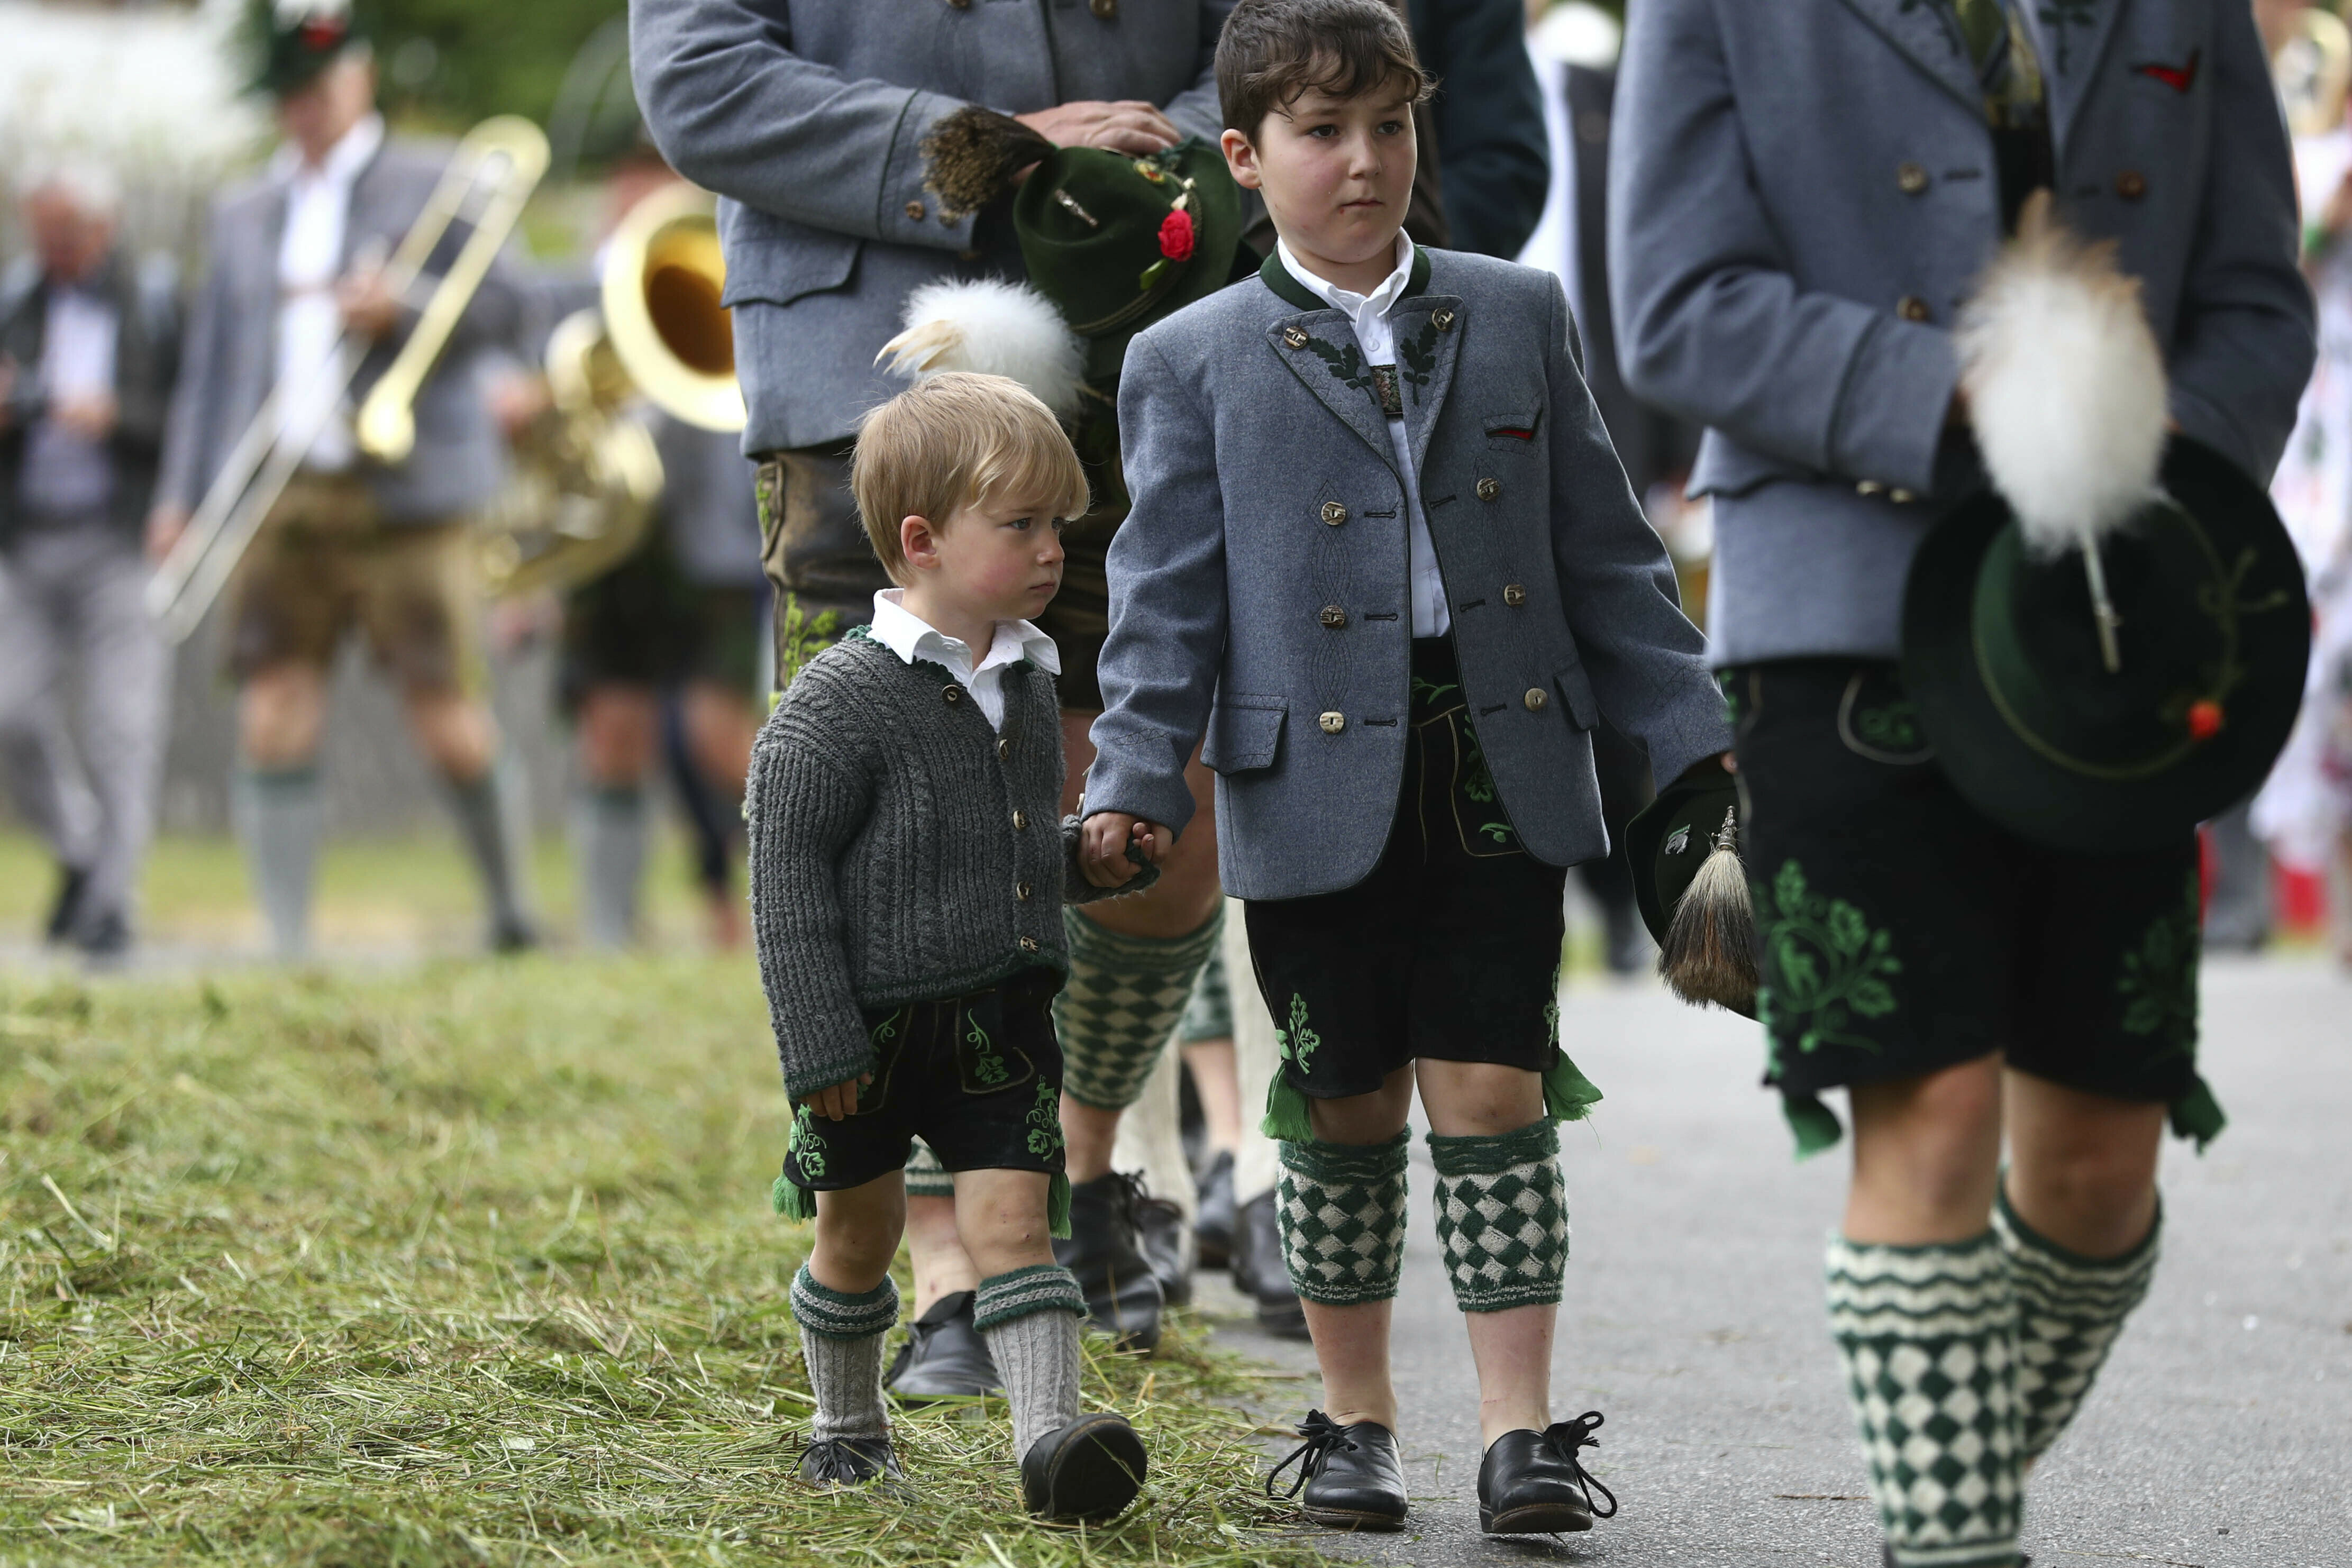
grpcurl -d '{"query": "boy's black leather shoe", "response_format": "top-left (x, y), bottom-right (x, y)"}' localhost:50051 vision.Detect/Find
top-left (1052, 1171), bottom-right (1164, 1351)
top-left (1477, 1412), bottom-right (1618, 1535)
top-left (883, 1290), bottom-right (1002, 1402)
top-left (798, 1435), bottom-right (900, 1488)
top-left (1266, 1411), bottom-right (1408, 1530)
top-left (1019, 1411), bottom-right (1148, 1519)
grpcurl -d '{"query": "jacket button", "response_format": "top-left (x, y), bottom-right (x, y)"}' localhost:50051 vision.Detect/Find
top-left (1319, 605), bottom-right (1348, 628)
top-left (1090, 0), bottom-right (1117, 15)
top-left (1890, 488), bottom-right (1916, 504)
top-left (1321, 500), bottom-right (1348, 525)
top-left (1856, 479), bottom-right (1886, 496)
top-left (906, 199), bottom-right (927, 222)
top-left (1502, 584), bottom-right (1527, 607)
top-left (1433, 307), bottom-right (1455, 331)
top-left (1475, 477), bottom-right (1501, 501)
top-left (2115, 169), bottom-right (2147, 200)
top-left (947, 0), bottom-right (969, 7)
top-left (1897, 162), bottom-right (1929, 195)
top-left (1896, 295), bottom-right (1931, 323)
top-left (1524, 687), bottom-right (1548, 712)
top-left (1282, 326), bottom-right (1309, 349)
top-left (1016, 881), bottom-right (1033, 901)
top-left (943, 685), bottom-right (962, 704)
top-left (1011, 809), bottom-right (1027, 831)
top-left (1318, 711), bottom-right (1346, 735)
top-left (1019, 935), bottom-right (1041, 953)
top-left (996, 737), bottom-right (1010, 761)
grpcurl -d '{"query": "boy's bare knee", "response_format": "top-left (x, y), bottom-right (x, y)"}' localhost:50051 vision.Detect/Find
top-left (1307, 1069), bottom-right (1414, 1145)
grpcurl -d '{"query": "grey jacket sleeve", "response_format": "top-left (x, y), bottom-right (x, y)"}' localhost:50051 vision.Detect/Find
top-left (1607, 0), bottom-right (1955, 495)
top-left (1084, 332), bottom-right (1229, 839)
top-left (745, 709), bottom-right (882, 1102)
top-left (2162, 1), bottom-right (2315, 482)
top-left (154, 212), bottom-right (231, 515)
top-left (631, 0), bottom-right (984, 253)
top-left (1544, 273), bottom-right (1729, 787)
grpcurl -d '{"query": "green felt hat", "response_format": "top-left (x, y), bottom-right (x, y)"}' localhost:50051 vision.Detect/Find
top-left (243, 0), bottom-right (372, 98)
top-left (1900, 437), bottom-right (2311, 854)
top-left (1011, 138), bottom-right (1242, 381)
top-left (1625, 769), bottom-right (1755, 1019)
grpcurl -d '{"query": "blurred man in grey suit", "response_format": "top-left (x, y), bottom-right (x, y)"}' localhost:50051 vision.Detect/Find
top-left (152, 4), bottom-right (535, 959)
top-left (0, 164), bottom-right (178, 961)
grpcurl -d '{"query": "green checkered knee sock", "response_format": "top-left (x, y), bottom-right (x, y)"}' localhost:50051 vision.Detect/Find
top-left (1996, 1184), bottom-right (2160, 1465)
top-left (1055, 906), bottom-right (1223, 1110)
top-left (1429, 1118), bottom-right (1569, 1313)
top-left (789, 1267), bottom-right (898, 1444)
top-left (976, 1264), bottom-right (1087, 1458)
top-left (1827, 1232), bottom-right (2022, 1568)
top-left (1276, 1130), bottom-right (1409, 1305)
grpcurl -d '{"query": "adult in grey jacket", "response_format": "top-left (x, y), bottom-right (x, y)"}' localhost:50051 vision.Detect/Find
top-left (1609, 7), bottom-right (2312, 1567)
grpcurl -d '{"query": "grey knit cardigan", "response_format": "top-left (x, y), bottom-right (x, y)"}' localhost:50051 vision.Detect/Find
top-left (746, 628), bottom-right (1143, 1101)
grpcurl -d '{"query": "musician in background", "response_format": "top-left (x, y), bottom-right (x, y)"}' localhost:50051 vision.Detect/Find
top-left (0, 162), bottom-right (179, 962)
top-left (150, 2), bottom-right (535, 959)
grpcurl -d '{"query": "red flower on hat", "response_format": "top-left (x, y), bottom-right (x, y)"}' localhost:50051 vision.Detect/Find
top-left (1158, 208), bottom-right (1196, 263)
top-left (300, 15), bottom-right (347, 48)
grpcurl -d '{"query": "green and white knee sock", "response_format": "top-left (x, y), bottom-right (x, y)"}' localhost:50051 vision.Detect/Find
top-left (1429, 1118), bottom-right (1569, 1313)
top-left (233, 764), bottom-right (322, 960)
top-left (1995, 1184), bottom-right (2160, 1465)
top-left (571, 783), bottom-right (646, 951)
top-left (789, 1266), bottom-right (898, 1444)
top-left (1055, 906), bottom-right (1223, 1110)
top-left (904, 1138), bottom-right (955, 1201)
top-left (975, 1264), bottom-right (1087, 1458)
top-left (1826, 1232), bottom-right (2022, 1568)
top-left (1275, 1129), bottom-right (1409, 1305)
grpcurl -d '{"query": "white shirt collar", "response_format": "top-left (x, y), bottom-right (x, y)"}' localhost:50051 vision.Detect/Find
top-left (868, 589), bottom-right (1060, 677)
top-left (1277, 230), bottom-right (1416, 321)
top-left (271, 112), bottom-right (385, 187)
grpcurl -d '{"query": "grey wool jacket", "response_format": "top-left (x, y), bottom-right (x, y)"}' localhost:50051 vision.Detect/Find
top-left (1087, 247), bottom-right (1731, 901)
top-left (747, 629), bottom-right (1137, 1101)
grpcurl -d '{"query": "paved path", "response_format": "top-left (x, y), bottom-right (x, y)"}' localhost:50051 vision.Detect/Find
top-left (1205, 954), bottom-right (2351, 1568)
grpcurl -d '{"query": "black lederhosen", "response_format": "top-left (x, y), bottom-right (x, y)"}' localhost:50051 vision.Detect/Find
top-left (1727, 660), bottom-right (2220, 1146)
top-left (780, 966), bottom-right (1069, 1196)
top-left (561, 530), bottom-right (764, 712)
top-left (1243, 639), bottom-right (1572, 1101)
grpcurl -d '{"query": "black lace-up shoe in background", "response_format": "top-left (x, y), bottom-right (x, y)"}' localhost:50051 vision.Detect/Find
top-left (1052, 1171), bottom-right (1164, 1352)
top-left (1229, 1187), bottom-right (1308, 1338)
top-left (1266, 1410), bottom-right (1408, 1530)
top-left (1020, 1411), bottom-right (1148, 1519)
top-left (883, 1289), bottom-right (1002, 1402)
top-left (43, 863), bottom-right (89, 947)
top-left (1134, 1186), bottom-right (1194, 1306)
top-left (1193, 1149), bottom-right (1236, 1267)
top-left (1478, 1411), bottom-right (1619, 1535)
top-left (798, 1435), bottom-right (900, 1489)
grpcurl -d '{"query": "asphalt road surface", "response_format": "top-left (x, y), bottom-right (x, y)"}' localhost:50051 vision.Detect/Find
top-left (1204, 954), bottom-right (2351, 1568)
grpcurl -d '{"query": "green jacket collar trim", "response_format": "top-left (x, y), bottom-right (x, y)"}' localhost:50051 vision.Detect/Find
top-left (1257, 244), bottom-right (1435, 315)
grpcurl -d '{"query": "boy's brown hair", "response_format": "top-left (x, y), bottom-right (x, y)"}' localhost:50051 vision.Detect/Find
top-left (1215, 0), bottom-right (1433, 141)
top-left (851, 372), bottom-right (1091, 585)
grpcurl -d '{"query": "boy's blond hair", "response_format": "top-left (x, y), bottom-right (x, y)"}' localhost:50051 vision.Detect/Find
top-left (851, 372), bottom-right (1091, 584)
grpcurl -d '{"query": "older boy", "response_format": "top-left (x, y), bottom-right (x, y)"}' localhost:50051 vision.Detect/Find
top-left (1078, 0), bottom-right (1729, 1535)
top-left (749, 373), bottom-right (1152, 1518)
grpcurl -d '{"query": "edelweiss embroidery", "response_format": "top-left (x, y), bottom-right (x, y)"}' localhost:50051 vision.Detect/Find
top-left (1274, 992), bottom-right (1321, 1072)
top-left (1024, 1078), bottom-right (1063, 1156)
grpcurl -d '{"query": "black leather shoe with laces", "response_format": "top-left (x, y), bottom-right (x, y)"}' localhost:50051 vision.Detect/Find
top-left (1020, 1411), bottom-right (1148, 1519)
top-left (883, 1289), bottom-right (1002, 1402)
top-left (798, 1435), bottom-right (900, 1488)
top-left (1478, 1412), bottom-right (1619, 1535)
top-left (1229, 1187), bottom-right (1308, 1338)
top-left (1194, 1150), bottom-right (1236, 1267)
top-left (1052, 1171), bottom-right (1164, 1351)
top-left (1266, 1410), bottom-right (1408, 1530)
top-left (1134, 1187), bottom-right (1193, 1307)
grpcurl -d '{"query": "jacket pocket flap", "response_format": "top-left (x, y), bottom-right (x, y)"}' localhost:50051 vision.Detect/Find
top-left (1484, 409), bottom-right (1543, 442)
top-left (718, 205), bottom-right (864, 310)
top-left (1202, 694), bottom-right (1287, 774)
top-left (1553, 662), bottom-right (1599, 731)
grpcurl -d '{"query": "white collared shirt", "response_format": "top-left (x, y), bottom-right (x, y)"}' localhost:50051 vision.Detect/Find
top-left (868, 589), bottom-right (1061, 733)
top-left (274, 112), bottom-right (385, 472)
top-left (19, 280), bottom-right (120, 515)
top-left (1277, 230), bottom-right (1451, 637)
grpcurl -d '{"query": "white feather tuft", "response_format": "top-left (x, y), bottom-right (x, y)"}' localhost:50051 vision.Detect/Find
top-left (1957, 193), bottom-right (2168, 558)
top-left (873, 279), bottom-right (1086, 420)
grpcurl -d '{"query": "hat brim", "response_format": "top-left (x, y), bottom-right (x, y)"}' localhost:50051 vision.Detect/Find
top-left (1900, 437), bottom-right (2311, 855)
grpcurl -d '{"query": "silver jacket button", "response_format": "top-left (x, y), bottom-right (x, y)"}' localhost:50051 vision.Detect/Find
top-left (1318, 711), bottom-right (1347, 735)
top-left (1523, 687), bottom-right (1548, 712)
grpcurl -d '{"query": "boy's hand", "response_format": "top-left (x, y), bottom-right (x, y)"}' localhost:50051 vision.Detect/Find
top-left (1079, 812), bottom-right (1171, 887)
top-left (804, 1073), bottom-right (873, 1122)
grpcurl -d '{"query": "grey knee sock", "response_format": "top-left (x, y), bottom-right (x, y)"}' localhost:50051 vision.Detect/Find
top-left (443, 754), bottom-right (532, 937)
top-left (570, 783), bottom-right (646, 950)
top-left (976, 1264), bottom-right (1086, 1459)
top-left (790, 1266), bottom-right (897, 1443)
top-left (233, 764), bottom-right (321, 960)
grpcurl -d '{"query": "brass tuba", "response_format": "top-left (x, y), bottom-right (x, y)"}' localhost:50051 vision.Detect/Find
top-left (146, 116), bottom-right (551, 644)
top-left (477, 182), bottom-right (745, 597)
top-left (2277, 5), bottom-right (2352, 138)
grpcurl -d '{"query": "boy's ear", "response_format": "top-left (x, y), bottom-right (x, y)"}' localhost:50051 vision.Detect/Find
top-left (900, 513), bottom-right (941, 571)
top-left (1220, 127), bottom-right (1263, 191)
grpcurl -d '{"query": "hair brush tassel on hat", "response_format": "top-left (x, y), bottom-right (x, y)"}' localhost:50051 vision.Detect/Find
top-left (1657, 805), bottom-right (1758, 1012)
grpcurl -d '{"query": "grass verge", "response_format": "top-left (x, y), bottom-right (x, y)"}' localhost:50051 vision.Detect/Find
top-left (0, 956), bottom-right (1317, 1566)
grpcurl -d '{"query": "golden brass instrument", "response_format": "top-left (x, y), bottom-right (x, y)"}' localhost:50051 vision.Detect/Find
top-left (2277, 6), bottom-right (2352, 138)
top-left (145, 115), bottom-right (551, 645)
top-left (476, 181), bottom-right (745, 597)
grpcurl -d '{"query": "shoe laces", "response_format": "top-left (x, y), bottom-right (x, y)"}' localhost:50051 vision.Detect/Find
top-left (1265, 1409), bottom-right (1356, 1500)
top-left (799, 1436), bottom-right (882, 1485)
top-left (1539, 1411), bottom-right (1618, 1519)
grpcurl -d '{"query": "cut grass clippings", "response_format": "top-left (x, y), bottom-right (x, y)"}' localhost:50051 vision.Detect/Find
top-left (0, 958), bottom-right (1318, 1566)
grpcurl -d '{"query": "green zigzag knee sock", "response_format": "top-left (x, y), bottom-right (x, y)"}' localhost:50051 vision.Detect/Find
top-left (1055, 906), bottom-right (1223, 1111)
top-left (1995, 1184), bottom-right (2160, 1465)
